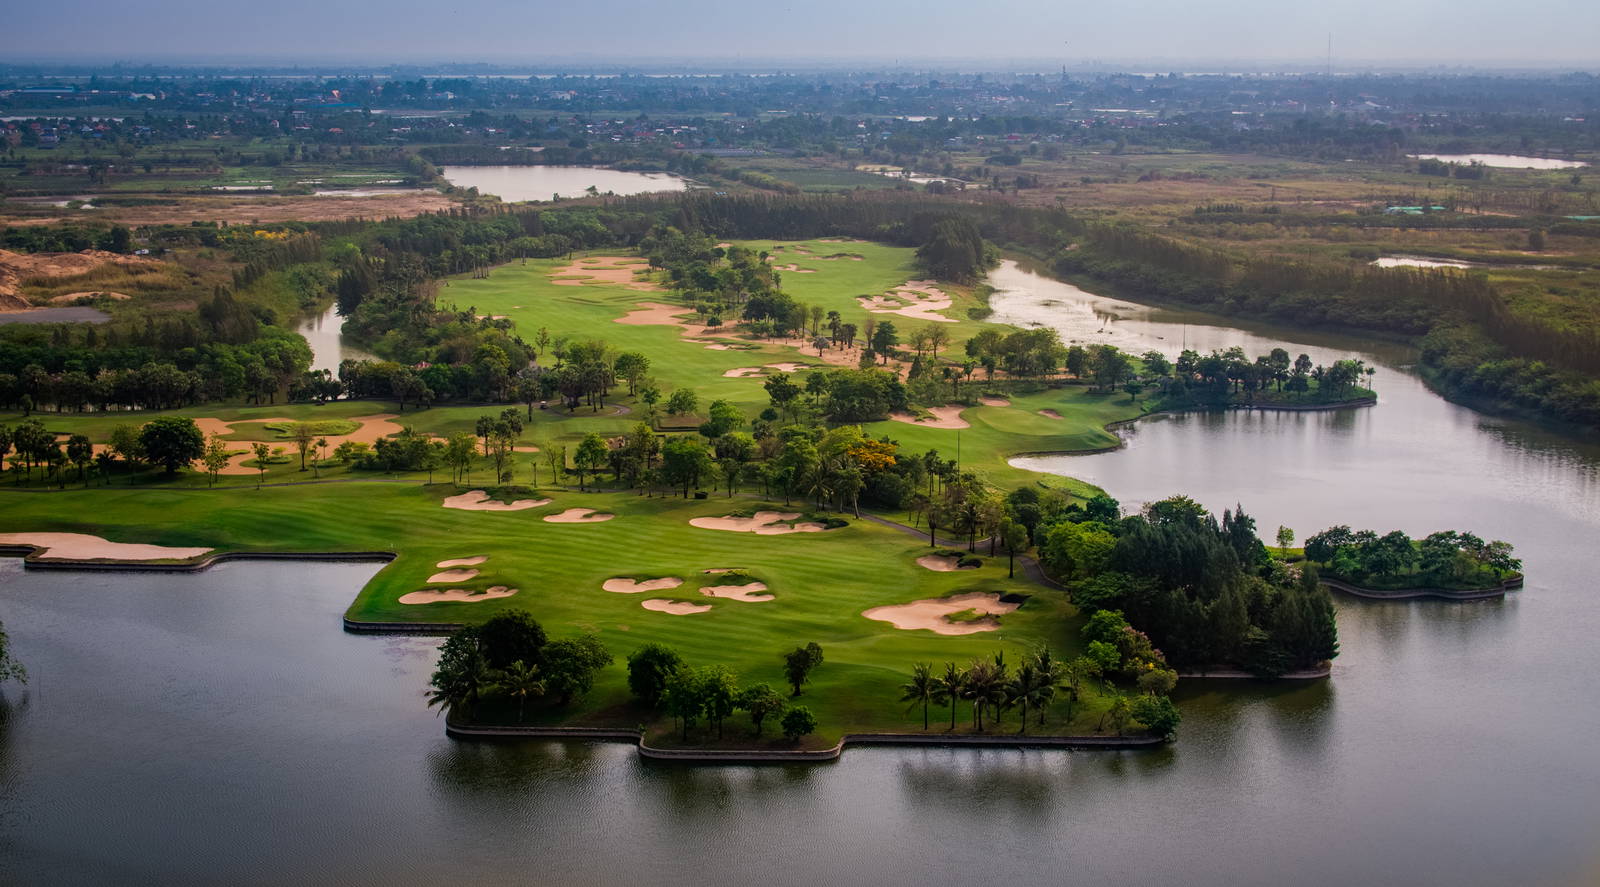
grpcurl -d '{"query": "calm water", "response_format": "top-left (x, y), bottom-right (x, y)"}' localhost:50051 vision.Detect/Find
top-left (1410, 153), bottom-right (1588, 170)
top-left (295, 303), bottom-right (374, 373)
top-left (3, 264), bottom-right (1600, 885)
top-left (438, 165), bottom-right (688, 202)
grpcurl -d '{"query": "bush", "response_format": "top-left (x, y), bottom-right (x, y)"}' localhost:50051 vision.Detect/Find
top-left (781, 706), bottom-right (818, 742)
top-left (956, 555), bottom-right (983, 568)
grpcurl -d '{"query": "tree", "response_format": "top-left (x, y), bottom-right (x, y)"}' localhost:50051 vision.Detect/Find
top-left (574, 432), bottom-right (608, 491)
top-left (290, 422), bottom-right (317, 471)
top-left (738, 683), bottom-right (786, 737)
top-left (932, 661), bottom-right (966, 730)
top-left (1131, 695), bottom-right (1181, 738)
top-left (662, 668), bottom-right (705, 741)
top-left (660, 437), bottom-right (712, 498)
top-left (627, 643), bottom-right (683, 707)
top-left (1059, 656), bottom-right (1102, 725)
top-left (614, 351), bottom-right (651, 396)
top-left (494, 660), bottom-right (545, 722)
top-left (479, 611), bottom-right (548, 670)
top-left (446, 433), bottom-right (476, 485)
top-left (428, 627), bottom-right (492, 717)
top-left (540, 634), bottom-right (612, 705)
top-left (66, 434), bottom-right (93, 486)
top-left (1000, 517), bottom-right (1029, 578)
top-left (1102, 693), bottom-right (1133, 736)
top-left (870, 321), bottom-right (899, 364)
top-left (250, 442), bottom-right (271, 488)
top-left (665, 388), bottom-right (698, 416)
top-left (780, 706), bottom-right (818, 743)
top-left (700, 666), bottom-right (740, 739)
top-left (1276, 525), bottom-right (1295, 556)
top-left (201, 433), bottom-right (229, 487)
top-left (1008, 661), bottom-right (1053, 734)
top-left (138, 416), bottom-right (204, 475)
top-left (900, 662), bottom-right (936, 730)
top-left (783, 641), bottom-right (824, 696)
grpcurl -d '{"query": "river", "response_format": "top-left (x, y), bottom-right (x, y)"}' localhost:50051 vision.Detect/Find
top-left (295, 303), bottom-right (374, 373)
top-left (438, 165), bottom-right (689, 202)
top-left (4, 263), bottom-right (1600, 885)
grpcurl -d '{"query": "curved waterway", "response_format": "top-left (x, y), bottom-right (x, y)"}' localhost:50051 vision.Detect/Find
top-left (2, 264), bottom-right (1600, 884)
top-left (295, 303), bottom-right (374, 373)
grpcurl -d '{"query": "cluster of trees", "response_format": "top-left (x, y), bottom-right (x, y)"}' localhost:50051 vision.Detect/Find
top-left (1305, 525), bottom-right (1520, 589)
top-left (1038, 494), bottom-right (1339, 677)
top-left (426, 613), bottom-right (613, 721)
top-left (627, 642), bottom-right (824, 743)
top-left (1, 415), bottom-right (204, 486)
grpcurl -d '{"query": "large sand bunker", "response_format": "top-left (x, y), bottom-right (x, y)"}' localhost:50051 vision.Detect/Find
top-left (551, 255), bottom-right (660, 291)
top-left (690, 511), bottom-right (828, 535)
top-left (700, 582), bottom-right (774, 602)
top-left (916, 554), bottom-right (978, 572)
top-left (862, 592), bottom-right (1020, 636)
top-left (888, 406), bottom-right (969, 429)
top-left (427, 568), bottom-right (480, 583)
top-left (979, 396), bottom-right (1011, 407)
top-left (603, 577), bottom-right (683, 594)
top-left (723, 367), bottom-right (765, 378)
top-left (0, 532), bottom-right (211, 561)
top-left (436, 556), bottom-right (488, 568)
top-left (858, 279), bottom-right (955, 323)
top-left (641, 599), bottom-right (712, 615)
top-left (544, 508), bottom-right (615, 523)
top-left (191, 413), bottom-right (410, 475)
top-left (399, 586), bottom-right (518, 605)
top-left (442, 490), bottom-right (551, 511)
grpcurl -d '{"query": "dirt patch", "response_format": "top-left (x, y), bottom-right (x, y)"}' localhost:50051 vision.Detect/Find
top-left (862, 591), bottom-right (1019, 635)
top-left (551, 255), bottom-right (660, 291)
top-left (427, 568), bottom-right (480, 583)
top-left (442, 490), bottom-right (551, 511)
top-left (399, 586), bottom-right (518, 605)
top-left (0, 532), bottom-right (211, 561)
top-left (641, 599), bottom-right (712, 615)
top-left (979, 396), bottom-right (1011, 407)
top-left (888, 406), bottom-right (969, 429)
top-left (1038, 409), bottom-right (1064, 420)
top-left (544, 508), bottom-right (615, 523)
top-left (0, 248), bottom-right (162, 310)
top-left (2, 192), bottom-right (457, 230)
top-left (436, 556), bottom-right (488, 568)
top-left (700, 582), bottom-right (774, 602)
top-left (916, 554), bottom-right (978, 572)
top-left (603, 577), bottom-right (683, 593)
top-left (690, 511), bottom-right (829, 535)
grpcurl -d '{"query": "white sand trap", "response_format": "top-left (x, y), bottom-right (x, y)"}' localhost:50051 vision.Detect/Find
top-left (544, 508), bottom-right (615, 523)
top-left (475, 314), bottom-right (509, 320)
top-left (690, 512), bottom-right (828, 535)
top-left (399, 586), bottom-right (518, 605)
top-left (862, 592), bottom-right (1019, 636)
top-left (442, 490), bottom-right (551, 511)
top-left (764, 362), bottom-right (812, 373)
top-left (980, 396), bottom-right (1011, 407)
top-left (771, 263), bottom-right (816, 273)
top-left (704, 343), bottom-right (731, 350)
top-left (0, 532), bottom-right (211, 562)
top-left (715, 242), bottom-right (732, 248)
top-left (436, 556), bottom-right (488, 568)
top-left (427, 568), bottom-right (480, 583)
top-left (551, 256), bottom-right (659, 291)
top-left (604, 577), bottom-right (684, 594)
top-left (859, 279), bottom-right (956, 323)
top-left (916, 554), bottom-right (978, 572)
top-left (1038, 409), bottom-right (1064, 420)
top-left (723, 367), bottom-right (765, 378)
top-left (701, 582), bottom-right (774, 602)
top-left (642, 599), bottom-right (712, 615)
top-left (888, 406), bottom-right (969, 429)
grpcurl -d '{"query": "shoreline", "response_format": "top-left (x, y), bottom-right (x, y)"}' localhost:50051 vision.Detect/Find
top-left (444, 720), bottom-right (1164, 762)
top-left (1321, 574), bottom-right (1523, 601)
top-left (1010, 396), bottom-right (1378, 459)
top-left (1177, 665), bottom-right (1332, 680)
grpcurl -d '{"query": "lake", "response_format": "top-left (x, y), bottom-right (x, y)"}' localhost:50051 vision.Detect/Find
top-left (1410, 153), bottom-right (1588, 170)
top-left (4, 263), bottom-right (1600, 885)
top-left (438, 165), bottom-right (689, 202)
top-left (295, 303), bottom-right (374, 373)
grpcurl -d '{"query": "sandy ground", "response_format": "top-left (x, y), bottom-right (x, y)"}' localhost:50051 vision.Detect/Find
top-left (764, 362), bottom-right (813, 373)
top-left (613, 302), bottom-right (713, 338)
top-left (49, 291), bottom-right (131, 304)
top-left (1038, 409), bottom-right (1065, 420)
top-left (703, 343), bottom-right (731, 350)
top-left (1, 192), bottom-right (457, 229)
top-left (690, 512), bottom-right (828, 535)
top-left (442, 490), bottom-right (552, 511)
top-left (771, 263), bottom-right (816, 273)
top-left (0, 532), bottom-right (211, 561)
top-left (888, 406), bottom-right (969, 429)
top-left (700, 582), bottom-right (774, 602)
top-left (399, 586), bottom-right (518, 605)
top-left (641, 598), bottom-right (712, 615)
top-left (858, 279), bottom-right (955, 324)
top-left (427, 568), bottom-right (480, 583)
top-left (723, 367), bottom-right (765, 378)
top-left (862, 591), bottom-right (1019, 636)
top-left (191, 414), bottom-right (410, 475)
top-left (916, 554), bottom-right (978, 572)
top-left (552, 256), bottom-right (660, 291)
top-left (436, 556), bottom-right (487, 568)
top-left (543, 508), bottom-right (614, 523)
top-left (0, 248), bottom-right (163, 311)
top-left (979, 396), bottom-right (1011, 407)
top-left (603, 577), bottom-right (683, 593)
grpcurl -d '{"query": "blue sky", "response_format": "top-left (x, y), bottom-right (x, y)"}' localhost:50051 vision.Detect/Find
top-left (9, 0), bottom-right (1598, 67)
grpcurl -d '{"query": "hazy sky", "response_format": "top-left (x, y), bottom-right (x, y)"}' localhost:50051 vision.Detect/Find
top-left (10, 0), bottom-right (1599, 67)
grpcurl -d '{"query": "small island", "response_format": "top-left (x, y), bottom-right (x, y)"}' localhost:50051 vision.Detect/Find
top-left (1300, 525), bottom-right (1523, 600)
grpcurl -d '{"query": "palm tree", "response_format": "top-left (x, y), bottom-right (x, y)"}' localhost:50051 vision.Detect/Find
top-left (1031, 647), bottom-right (1063, 726)
top-left (1059, 656), bottom-right (1101, 727)
top-left (900, 663), bottom-right (936, 730)
top-left (495, 660), bottom-right (546, 723)
top-left (932, 662), bottom-right (966, 731)
top-left (962, 660), bottom-right (1001, 731)
top-left (1008, 662), bottom-right (1053, 735)
top-left (988, 651), bottom-right (1010, 727)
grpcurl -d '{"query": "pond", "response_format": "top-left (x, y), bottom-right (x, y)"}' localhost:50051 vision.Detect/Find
top-left (437, 165), bottom-right (689, 202)
top-left (1410, 153), bottom-right (1588, 170)
top-left (295, 303), bottom-right (375, 373)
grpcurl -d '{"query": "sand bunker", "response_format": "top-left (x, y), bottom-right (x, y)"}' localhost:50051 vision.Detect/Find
top-left (399, 586), bottom-right (518, 605)
top-left (190, 413), bottom-right (409, 475)
top-left (442, 490), bottom-right (552, 511)
top-left (723, 367), bottom-right (765, 378)
top-left (704, 343), bottom-right (731, 350)
top-left (427, 568), bottom-right (480, 583)
top-left (604, 577), bottom-right (684, 594)
top-left (551, 255), bottom-right (660, 291)
top-left (979, 396), bottom-right (1011, 407)
top-left (544, 508), bottom-right (615, 523)
top-left (771, 263), bottom-right (816, 273)
top-left (862, 592), bottom-right (1020, 636)
top-left (1038, 409), bottom-right (1064, 420)
top-left (916, 554), bottom-right (978, 572)
top-left (888, 406), bottom-right (969, 429)
top-left (701, 582), bottom-right (774, 602)
top-left (642, 599), bottom-right (712, 615)
top-left (764, 362), bottom-right (812, 373)
top-left (690, 512), bottom-right (828, 535)
top-left (703, 568), bottom-right (739, 574)
top-left (436, 557), bottom-right (487, 568)
top-left (858, 279), bottom-right (955, 324)
top-left (0, 532), bottom-right (211, 562)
